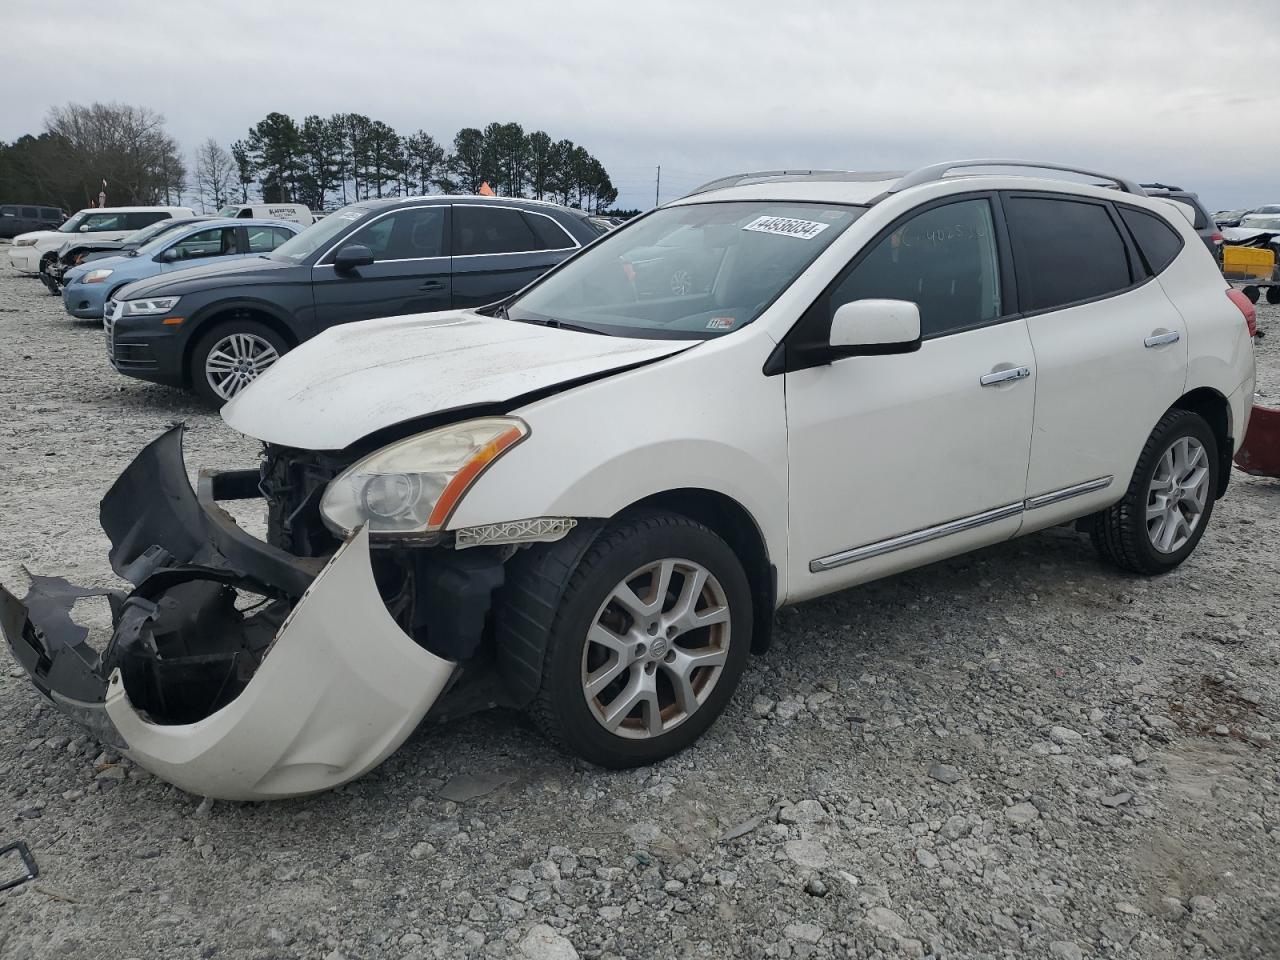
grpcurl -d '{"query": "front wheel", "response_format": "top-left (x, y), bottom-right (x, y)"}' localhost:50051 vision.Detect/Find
top-left (1090, 409), bottom-right (1219, 575)
top-left (509, 511), bottom-right (753, 768)
top-left (189, 320), bottom-right (288, 406)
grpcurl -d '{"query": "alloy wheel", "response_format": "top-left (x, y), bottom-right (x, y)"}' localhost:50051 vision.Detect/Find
top-left (205, 332), bottom-right (281, 401)
top-left (581, 558), bottom-right (731, 739)
top-left (1146, 435), bottom-right (1210, 553)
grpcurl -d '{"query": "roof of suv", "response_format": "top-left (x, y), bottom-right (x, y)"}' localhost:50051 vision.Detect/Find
top-left (349, 194), bottom-right (593, 218)
top-left (676, 160), bottom-right (1150, 208)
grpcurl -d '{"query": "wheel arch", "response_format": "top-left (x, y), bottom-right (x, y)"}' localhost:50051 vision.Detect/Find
top-left (181, 301), bottom-right (299, 386)
top-left (1171, 386), bottom-right (1232, 498)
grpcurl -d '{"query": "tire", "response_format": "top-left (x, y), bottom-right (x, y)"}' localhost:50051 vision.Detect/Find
top-left (1266, 285), bottom-right (1280, 305)
top-left (189, 319), bottom-right (289, 406)
top-left (1242, 285), bottom-right (1260, 304)
top-left (505, 510), bottom-right (753, 768)
top-left (1090, 409), bottom-right (1219, 575)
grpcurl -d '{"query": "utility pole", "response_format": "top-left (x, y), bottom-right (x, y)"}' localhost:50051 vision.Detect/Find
top-left (655, 165), bottom-right (661, 207)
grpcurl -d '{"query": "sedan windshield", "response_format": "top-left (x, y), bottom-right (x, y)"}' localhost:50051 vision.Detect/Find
top-left (268, 204), bottom-right (370, 262)
top-left (508, 201), bottom-right (862, 338)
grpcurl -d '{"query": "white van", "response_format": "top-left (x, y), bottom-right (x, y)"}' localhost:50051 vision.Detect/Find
top-left (216, 203), bottom-right (313, 226)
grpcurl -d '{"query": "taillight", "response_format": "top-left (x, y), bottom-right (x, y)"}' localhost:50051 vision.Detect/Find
top-left (1211, 232), bottom-right (1223, 244)
top-left (1227, 288), bottom-right (1257, 337)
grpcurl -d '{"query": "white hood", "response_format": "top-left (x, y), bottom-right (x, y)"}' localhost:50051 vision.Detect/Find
top-left (222, 311), bottom-right (694, 449)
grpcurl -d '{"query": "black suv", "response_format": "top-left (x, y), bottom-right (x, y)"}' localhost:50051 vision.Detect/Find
top-left (1139, 184), bottom-right (1221, 258)
top-left (106, 196), bottom-right (604, 404)
top-left (0, 203), bottom-right (66, 238)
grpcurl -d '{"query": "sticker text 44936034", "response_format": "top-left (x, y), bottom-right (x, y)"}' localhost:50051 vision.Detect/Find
top-left (742, 216), bottom-right (830, 241)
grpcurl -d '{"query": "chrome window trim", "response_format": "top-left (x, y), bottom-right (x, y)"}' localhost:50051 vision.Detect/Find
top-left (1024, 476), bottom-right (1113, 510)
top-left (810, 502), bottom-right (1023, 572)
top-left (810, 475), bottom-right (1115, 572)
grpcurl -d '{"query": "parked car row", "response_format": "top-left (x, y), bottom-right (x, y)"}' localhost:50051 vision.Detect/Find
top-left (0, 159), bottom-right (1255, 800)
top-left (1214, 204), bottom-right (1280, 228)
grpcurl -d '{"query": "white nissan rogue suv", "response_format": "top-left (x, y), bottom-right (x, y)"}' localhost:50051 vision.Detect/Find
top-left (1, 160), bottom-right (1256, 800)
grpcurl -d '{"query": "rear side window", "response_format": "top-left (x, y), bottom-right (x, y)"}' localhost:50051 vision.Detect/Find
top-left (1118, 207), bottom-right (1184, 275)
top-left (454, 207), bottom-right (540, 256)
top-left (522, 212), bottom-right (575, 250)
top-left (124, 212), bottom-right (170, 229)
top-left (1004, 196), bottom-right (1133, 312)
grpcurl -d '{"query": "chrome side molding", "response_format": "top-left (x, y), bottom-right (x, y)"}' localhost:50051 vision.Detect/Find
top-left (809, 476), bottom-right (1113, 573)
top-left (1024, 475), bottom-right (1113, 510)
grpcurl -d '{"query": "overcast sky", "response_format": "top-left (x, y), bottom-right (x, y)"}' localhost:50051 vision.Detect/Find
top-left (8, 0), bottom-right (1280, 211)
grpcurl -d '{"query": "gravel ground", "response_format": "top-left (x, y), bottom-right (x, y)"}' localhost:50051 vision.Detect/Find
top-left (0, 257), bottom-right (1278, 960)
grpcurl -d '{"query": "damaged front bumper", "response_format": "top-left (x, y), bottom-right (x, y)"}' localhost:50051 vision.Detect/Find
top-left (0, 427), bottom-right (456, 800)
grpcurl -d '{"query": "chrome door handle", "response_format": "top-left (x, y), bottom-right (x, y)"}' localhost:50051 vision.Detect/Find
top-left (980, 365), bottom-right (1031, 386)
top-left (1144, 331), bottom-right (1180, 348)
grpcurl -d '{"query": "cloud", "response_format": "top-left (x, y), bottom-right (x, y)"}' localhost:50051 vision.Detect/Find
top-left (6, 0), bottom-right (1279, 210)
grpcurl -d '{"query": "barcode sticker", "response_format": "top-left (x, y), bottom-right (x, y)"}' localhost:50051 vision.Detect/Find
top-left (742, 216), bottom-right (830, 240)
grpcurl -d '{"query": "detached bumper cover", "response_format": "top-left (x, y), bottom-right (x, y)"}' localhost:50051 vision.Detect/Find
top-left (0, 427), bottom-right (456, 800)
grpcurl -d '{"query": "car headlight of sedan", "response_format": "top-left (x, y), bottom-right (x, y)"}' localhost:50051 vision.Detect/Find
top-left (83, 268), bottom-right (114, 284)
top-left (13, 238), bottom-right (36, 247)
top-left (320, 417), bottom-right (529, 538)
top-left (122, 296), bottom-right (181, 316)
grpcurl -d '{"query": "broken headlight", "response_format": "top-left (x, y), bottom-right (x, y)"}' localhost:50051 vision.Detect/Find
top-left (319, 417), bottom-right (528, 538)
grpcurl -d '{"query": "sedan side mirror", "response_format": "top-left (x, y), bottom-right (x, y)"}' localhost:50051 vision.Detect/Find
top-left (333, 244), bottom-right (375, 273)
top-left (829, 299), bottom-right (922, 356)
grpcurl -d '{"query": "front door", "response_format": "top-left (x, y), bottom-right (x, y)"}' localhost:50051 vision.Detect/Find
top-left (1002, 193), bottom-right (1190, 532)
top-left (784, 195), bottom-right (1036, 601)
top-left (311, 205), bottom-right (452, 331)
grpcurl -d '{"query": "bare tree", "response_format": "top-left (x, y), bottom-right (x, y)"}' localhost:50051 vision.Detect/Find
top-left (45, 102), bottom-right (184, 205)
top-left (193, 139), bottom-right (236, 212)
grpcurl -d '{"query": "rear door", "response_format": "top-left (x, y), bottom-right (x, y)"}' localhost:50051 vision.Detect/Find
top-left (311, 205), bottom-right (452, 331)
top-left (450, 205), bottom-right (579, 309)
top-left (1006, 192), bottom-right (1189, 532)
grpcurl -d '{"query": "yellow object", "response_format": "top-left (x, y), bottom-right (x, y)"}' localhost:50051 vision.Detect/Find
top-left (1223, 245), bottom-right (1276, 279)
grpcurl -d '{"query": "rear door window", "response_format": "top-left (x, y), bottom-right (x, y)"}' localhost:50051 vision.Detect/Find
top-left (453, 206), bottom-right (540, 256)
top-left (246, 226), bottom-right (294, 253)
top-left (1118, 207), bottom-right (1184, 275)
top-left (1004, 195), bottom-right (1134, 312)
top-left (21, 206), bottom-right (38, 219)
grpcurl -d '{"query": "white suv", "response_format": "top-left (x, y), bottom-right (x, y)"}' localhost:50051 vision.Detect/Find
top-left (1, 160), bottom-right (1256, 800)
top-left (6, 205), bottom-right (196, 275)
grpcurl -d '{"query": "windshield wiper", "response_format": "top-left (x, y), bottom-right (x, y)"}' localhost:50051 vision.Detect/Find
top-left (507, 314), bottom-right (606, 336)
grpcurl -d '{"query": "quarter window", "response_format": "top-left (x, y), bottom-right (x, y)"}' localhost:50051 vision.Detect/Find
top-left (346, 207), bottom-right (446, 261)
top-left (1005, 196), bottom-right (1133, 311)
top-left (1118, 207), bottom-right (1183, 275)
top-left (523, 212), bottom-right (575, 250)
top-left (828, 198), bottom-right (1002, 338)
top-left (454, 207), bottom-right (540, 256)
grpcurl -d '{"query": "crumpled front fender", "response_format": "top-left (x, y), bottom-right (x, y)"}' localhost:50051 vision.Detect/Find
top-left (106, 525), bottom-right (455, 800)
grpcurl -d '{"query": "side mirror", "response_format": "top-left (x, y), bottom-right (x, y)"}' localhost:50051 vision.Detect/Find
top-left (333, 244), bottom-right (375, 273)
top-left (829, 299), bottom-right (922, 356)
top-left (78, 224), bottom-right (90, 232)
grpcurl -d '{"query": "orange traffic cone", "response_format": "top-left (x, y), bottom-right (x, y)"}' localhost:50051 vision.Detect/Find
top-left (478, 181), bottom-right (495, 196)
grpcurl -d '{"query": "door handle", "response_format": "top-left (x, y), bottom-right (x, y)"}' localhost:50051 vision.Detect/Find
top-left (1144, 330), bottom-right (1180, 348)
top-left (980, 365), bottom-right (1031, 386)
top-left (418, 280), bottom-right (446, 291)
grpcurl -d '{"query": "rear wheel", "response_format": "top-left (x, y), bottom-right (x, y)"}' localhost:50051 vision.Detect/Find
top-left (510, 511), bottom-right (753, 767)
top-left (1090, 409), bottom-right (1219, 575)
top-left (190, 319), bottom-right (288, 406)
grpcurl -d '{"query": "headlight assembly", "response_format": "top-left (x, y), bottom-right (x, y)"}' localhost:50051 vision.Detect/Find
top-left (320, 417), bottom-right (529, 538)
top-left (123, 296), bottom-right (181, 316)
top-left (83, 269), bottom-right (114, 284)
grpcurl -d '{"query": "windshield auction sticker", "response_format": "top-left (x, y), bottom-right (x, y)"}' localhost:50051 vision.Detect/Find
top-left (742, 215), bottom-right (830, 240)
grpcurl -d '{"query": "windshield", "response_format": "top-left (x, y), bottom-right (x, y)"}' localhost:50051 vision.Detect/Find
top-left (268, 204), bottom-right (369, 262)
top-left (122, 219), bottom-right (182, 248)
top-left (57, 213), bottom-right (87, 233)
top-left (508, 201), bottom-right (862, 339)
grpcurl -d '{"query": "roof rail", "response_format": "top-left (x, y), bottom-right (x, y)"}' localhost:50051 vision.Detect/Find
top-left (684, 169), bottom-right (906, 198)
top-left (878, 159), bottom-right (1146, 200)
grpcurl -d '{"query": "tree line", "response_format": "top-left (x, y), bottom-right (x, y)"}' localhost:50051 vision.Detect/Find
top-left (0, 102), bottom-right (619, 216)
